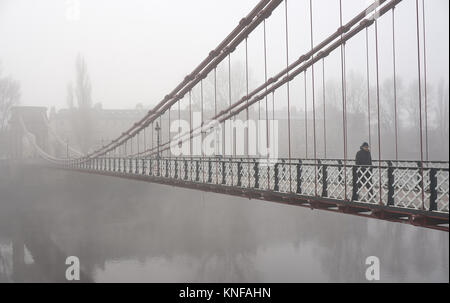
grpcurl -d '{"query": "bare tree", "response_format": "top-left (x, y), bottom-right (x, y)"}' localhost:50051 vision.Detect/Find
top-left (0, 67), bottom-right (21, 133)
top-left (75, 54), bottom-right (93, 109)
top-left (71, 53), bottom-right (94, 153)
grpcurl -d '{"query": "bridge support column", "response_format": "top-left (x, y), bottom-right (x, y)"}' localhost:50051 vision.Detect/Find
top-left (429, 168), bottom-right (438, 211)
top-left (142, 158), bottom-right (146, 175)
top-left (195, 160), bottom-right (199, 182)
top-left (208, 159), bottom-right (212, 183)
top-left (174, 160), bottom-right (178, 179)
top-left (222, 160), bottom-right (226, 185)
top-left (296, 160), bottom-right (302, 194)
top-left (237, 161), bottom-right (242, 187)
top-left (322, 162), bottom-right (328, 197)
top-left (387, 161), bottom-right (395, 206)
top-left (157, 158), bottom-right (160, 176)
top-left (274, 162), bottom-right (279, 192)
top-left (254, 160), bottom-right (259, 189)
top-left (351, 165), bottom-right (358, 201)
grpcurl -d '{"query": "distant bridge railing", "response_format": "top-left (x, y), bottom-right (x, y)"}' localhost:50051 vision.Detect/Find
top-left (62, 156), bottom-right (449, 214)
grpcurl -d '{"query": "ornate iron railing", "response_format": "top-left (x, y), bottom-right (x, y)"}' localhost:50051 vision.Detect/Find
top-left (65, 156), bottom-right (449, 214)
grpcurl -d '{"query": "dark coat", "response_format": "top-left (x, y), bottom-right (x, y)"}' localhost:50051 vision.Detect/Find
top-left (355, 148), bottom-right (372, 166)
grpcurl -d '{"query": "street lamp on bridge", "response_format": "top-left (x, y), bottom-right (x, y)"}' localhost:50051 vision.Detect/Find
top-left (155, 122), bottom-right (161, 159)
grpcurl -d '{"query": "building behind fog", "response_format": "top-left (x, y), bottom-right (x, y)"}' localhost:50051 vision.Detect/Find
top-left (11, 103), bottom-right (447, 161)
top-left (48, 105), bottom-right (147, 156)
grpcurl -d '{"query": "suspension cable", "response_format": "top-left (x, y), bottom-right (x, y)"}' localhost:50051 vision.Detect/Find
top-left (87, 0), bottom-right (390, 162)
top-left (375, 18), bottom-right (383, 205)
top-left (392, 8), bottom-right (399, 160)
top-left (201, 79), bottom-right (205, 180)
top-left (322, 58), bottom-right (327, 159)
top-left (82, 0), bottom-right (277, 160)
top-left (214, 67), bottom-right (218, 183)
top-left (310, 0), bottom-right (318, 196)
top-left (263, 18), bottom-right (269, 151)
top-left (228, 54), bottom-right (232, 158)
top-left (415, 0), bottom-right (425, 209)
top-left (228, 54), bottom-right (234, 184)
top-left (284, 0), bottom-right (292, 191)
top-left (245, 36), bottom-right (251, 186)
top-left (189, 89), bottom-right (193, 157)
top-left (168, 105), bottom-right (171, 158)
top-left (143, 127), bottom-right (146, 157)
top-left (422, 0), bottom-right (429, 161)
top-left (366, 28), bottom-right (372, 148)
top-left (130, 134), bottom-right (133, 156)
top-left (84, 0), bottom-right (390, 161)
top-left (304, 71), bottom-right (308, 158)
top-left (245, 37), bottom-right (250, 159)
top-left (178, 95), bottom-right (181, 156)
top-left (137, 131), bottom-right (140, 157)
top-left (339, 0), bottom-right (348, 201)
top-left (115, 0), bottom-right (402, 162)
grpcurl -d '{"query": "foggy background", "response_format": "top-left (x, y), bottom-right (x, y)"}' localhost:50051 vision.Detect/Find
top-left (0, 0), bottom-right (262, 110)
top-left (0, 0), bottom-right (448, 160)
top-left (0, 0), bottom-right (449, 283)
top-left (0, 0), bottom-right (448, 110)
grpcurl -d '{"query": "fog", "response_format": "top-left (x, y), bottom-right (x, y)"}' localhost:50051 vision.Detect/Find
top-left (0, 165), bottom-right (448, 282)
top-left (0, 0), bottom-right (448, 111)
top-left (0, 0), bottom-right (260, 110)
top-left (0, 0), bottom-right (449, 284)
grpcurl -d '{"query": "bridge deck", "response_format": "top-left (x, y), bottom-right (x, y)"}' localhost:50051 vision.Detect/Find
top-left (50, 157), bottom-right (449, 231)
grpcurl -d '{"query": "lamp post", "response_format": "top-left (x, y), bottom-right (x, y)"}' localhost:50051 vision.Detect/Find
top-left (155, 122), bottom-right (161, 159)
top-left (155, 122), bottom-right (161, 176)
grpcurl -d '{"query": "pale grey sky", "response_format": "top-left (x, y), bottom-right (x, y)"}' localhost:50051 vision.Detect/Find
top-left (0, 0), bottom-right (448, 111)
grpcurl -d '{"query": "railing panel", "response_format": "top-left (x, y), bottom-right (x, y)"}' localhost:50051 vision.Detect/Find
top-left (436, 170), bottom-right (449, 213)
top-left (393, 167), bottom-right (427, 210)
top-left (68, 156), bottom-right (448, 215)
top-left (258, 163), bottom-right (269, 191)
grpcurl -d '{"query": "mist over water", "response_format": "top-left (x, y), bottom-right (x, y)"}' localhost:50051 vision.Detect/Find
top-left (0, 165), bottom-right (447, 282)
top-left (0, 0), bottom-right (449, 284)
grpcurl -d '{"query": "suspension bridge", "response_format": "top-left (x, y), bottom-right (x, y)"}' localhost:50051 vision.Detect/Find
top-left (5, 0), bottom-right (449, 231)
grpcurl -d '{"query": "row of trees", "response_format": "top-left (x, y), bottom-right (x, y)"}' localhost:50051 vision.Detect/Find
top-left (162, 62), bottom-right (449, 161)
top-left (320, 72), bottom-right (449, 160)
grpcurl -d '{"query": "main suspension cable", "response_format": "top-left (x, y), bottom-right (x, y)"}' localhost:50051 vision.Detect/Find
top-left (415, 0), bottom-right (425, 209)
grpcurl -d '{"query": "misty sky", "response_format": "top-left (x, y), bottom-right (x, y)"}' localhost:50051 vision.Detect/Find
top-left (0, 0), bottom-right (448, 111)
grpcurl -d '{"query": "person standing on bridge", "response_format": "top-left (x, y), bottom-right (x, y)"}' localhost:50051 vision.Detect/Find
top-left (352, 142), bottom-right (373, 201)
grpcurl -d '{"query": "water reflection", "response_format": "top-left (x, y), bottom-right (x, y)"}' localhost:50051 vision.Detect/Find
top-left (0, 165), bottom-right (448, 282)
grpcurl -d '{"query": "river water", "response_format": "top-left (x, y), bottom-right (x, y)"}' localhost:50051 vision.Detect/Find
top-left (0, 165), bottom-right (448, 282)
